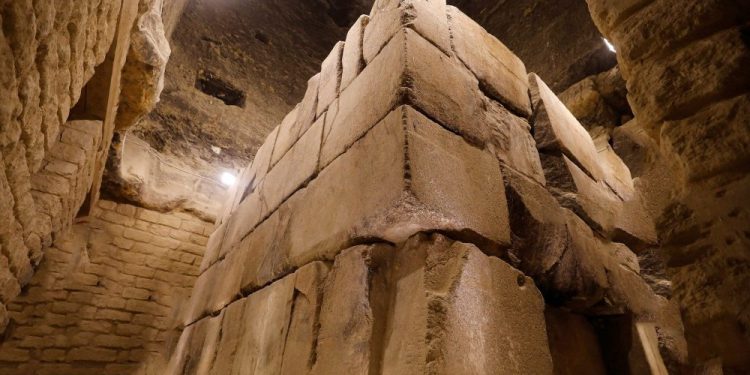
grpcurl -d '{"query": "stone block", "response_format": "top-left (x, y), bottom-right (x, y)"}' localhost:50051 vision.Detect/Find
top-left (269, 105), bottom-right (300, 168)
top-left (341, 15), bottom-right (369, 91)
top-left (485, 99), bottom-right (545, 184)
top-left (504, 169), bottom-right (568, 277)
top-left (322, 28), bottom-right (495, 168)
top-left (271, 75), bottom-right (320, 171)
top-left (280, 261), bottom-right (330, 375)
top-left (541, 153), bottom-right (620, 236)
top-left (447, 6), bottom-right (531, 116)
top-left (199, 222), bottom-right (225, 273)
top-left (661, 93), bottom-right (750, 181)
top-left (424, 238), bottom-right (553, 374)
top-left (597, 141), bottom-right (635, 200)
top-left (316, 41), bottom-right (344, 117)
top-left (312, 245), bottom-right (382, 375)
top-left (364, 0), bottom-right (451, 64)
top-left (225, 272), bottom-right (295, 374)
top-left (284, 106), bottom-right (508, 276)
top-left (545, 307), bottom-right (608, 375)
top-left (626, 27), bottom-right (750, 124)
top-left (220, 189), bottom-right (262, 258)
top-left (529, 73), bottom-right (605, 182)
top-left (260, 115), bottom-right (322, 217)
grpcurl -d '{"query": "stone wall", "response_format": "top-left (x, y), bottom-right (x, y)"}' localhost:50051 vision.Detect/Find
top-left (586, 1), bottom-right (750, 372)
top-left (0, 200), bottom-right (212, 375)
top-left (168, 1), bottom-right (683, 373)
top-left (0, 0), bottom-right (122, 333)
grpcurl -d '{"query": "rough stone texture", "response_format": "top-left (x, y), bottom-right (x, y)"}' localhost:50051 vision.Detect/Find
top-left (0, 0), bottom-right (126, 330)
top-left (114, 0), bottom-right (171, 131)
top-left (166, 4), bottom-right (683, 373)
top-left (0, 200), bottom-right (212, 375)
top-left (587, 0), bottom-right (750, 371)
top-left (447, 6), bottom-right (531, 116)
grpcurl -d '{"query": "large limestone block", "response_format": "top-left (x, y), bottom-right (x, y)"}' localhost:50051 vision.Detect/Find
top-left (322, 27), bottom-right (493, 168)
top-left (284, 105), bottom-right (509, 273)
top-left (597, 140), bottom-right (636, 201)
top-left (608, 0), bottom-right (750, 72)
top-left (165, 314), bottom-right (223, 375)
top-left (281, 74), bottom-right (320, 163)
top-left (364, 0), bottom-right (451, 64)
top-left (529, 73), bottom-right (605, 182)
top-left (238, 208), bottom-right (291, 294)
top-left (260, 116), bottom-right (322, 218)
top-left (281, 262), bottom-right (330, 375)
top-left (245, 125), bottom-right (279, 194)
top-left (198, 222), bottom-right (225, 273)
top-left (541, 153), bottom-right (620, 236)
top-left (316, 42), bottom-right (344, 117)
top-left (504, 169), bottom-right (568, 276)
top-left (485, 99), bottom-right (545, 185)
top-left (269, 105), bottom-right (300, 168)
top-left (660, 93), bottom-right (750, 181)
top-left (312, 245), bottom-right (386, 375)
top-left (341, 15), bottom-right (369, 92)
top-left (447, 7), bottom-right (532, 117)
top-left (401, 235), bottom-right (553, 375)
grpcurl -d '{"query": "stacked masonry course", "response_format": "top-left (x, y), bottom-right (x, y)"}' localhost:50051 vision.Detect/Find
top-left (0, 200), bottom-right (213, 375)
top-left (587, 0), bottom-right (750, 371)
top-left (0, 0), bottom-right (123, 331)
top-left (168, 1), bottom-right (687, 373)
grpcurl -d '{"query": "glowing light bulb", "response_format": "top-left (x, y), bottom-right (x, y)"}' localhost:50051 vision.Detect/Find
top-left (603, 38), bottom-right (616, 53)
top-left (220, 172), bottom-right (236, 187)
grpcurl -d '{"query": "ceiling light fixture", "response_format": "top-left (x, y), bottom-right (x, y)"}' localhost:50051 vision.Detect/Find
top-left (220, 172), bottom-right (237, 187)
top-left (603, 38), bottom-right (616, 53)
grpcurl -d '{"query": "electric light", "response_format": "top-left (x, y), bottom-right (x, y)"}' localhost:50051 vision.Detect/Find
top-left (220, 171), bottom-right (236, 187)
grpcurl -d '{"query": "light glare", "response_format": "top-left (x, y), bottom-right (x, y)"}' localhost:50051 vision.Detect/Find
top-left (220, 172), bottom-right (236, 187)
top-left (603, 38), bottom-right (616, 53)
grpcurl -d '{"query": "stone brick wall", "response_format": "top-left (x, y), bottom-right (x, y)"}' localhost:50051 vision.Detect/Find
top-left (0, 0), bottom-right (122, 332)
top-left (586, 1), bottom-right (750, 371)
top-left (0, 200), bottom-right (212, 375)
top-left (169, 1), bottom-right (684, 373)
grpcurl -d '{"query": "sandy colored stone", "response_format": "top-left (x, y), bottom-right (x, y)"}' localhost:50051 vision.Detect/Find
top-left (341, 15), bottom-right (369, 92)
top-left (281, 261), bottom-right (330, 375)
top-left (541, 153), bottom-right (620, 235)
top-left (424, 236), bottom-right (553, 374)
top-left (220, 189), bottom-right (262, 258)
top-left (447, 6), bottom-right (531, 116)
top-left (597, 140), bottom-right (636, 201)
top-left (230, 272), bottom-right (295, 375)
top-left (316, 41), bottom-right (344, 117)
top-left (260, 116), bottom-right (322, 217)
top-left (661, 93), bottom-right (750, 181)
top-left (504, 169), bottom-right (568, 276)
top-left (322, 28), bottom-right (497, 168)
top-left (364, 0), bottom-right (451, 64)
top-left (529, 73), bottom-right (605, 182)
top-left (198, 222), bottom-right (225, 273)
top-left (268, 105), bottom-right (301, 169)
top-left (485, 99), bottom-right (546, 184)
top-left (312, 245), bottom-right (384, 375)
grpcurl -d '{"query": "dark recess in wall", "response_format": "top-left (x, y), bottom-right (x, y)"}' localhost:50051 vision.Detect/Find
top-left (195, 71), bottom-right (247, 107)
